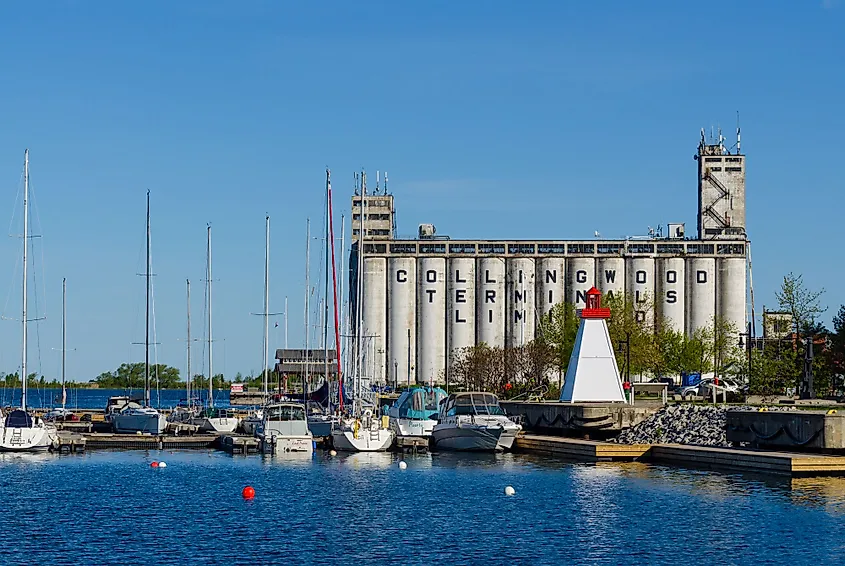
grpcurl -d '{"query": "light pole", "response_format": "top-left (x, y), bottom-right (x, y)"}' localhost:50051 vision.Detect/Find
top-left (738, 321), bottom-right (752, 386)
top-left (617, 332), bottom-right (631, 383)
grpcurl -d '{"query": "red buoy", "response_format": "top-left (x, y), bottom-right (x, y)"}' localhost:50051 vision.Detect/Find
top-left (150, 461), bottom-right (159, 468)
top-left (242, 486), bottom-right (255, 499)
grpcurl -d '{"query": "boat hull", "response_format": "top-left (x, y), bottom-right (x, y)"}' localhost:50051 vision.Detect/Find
top-left (331, 428), bottom-right (394, 452)
top-left (241, 416), bottom-right (262, 436)
top-left (307, 417), bottom-right (336, 438)
top-left (390, 417), bottom-right (436, 438)
top-left (112, 412), bottom-right (167, 434)
top-left (258, 434), bottom-right (314, 454)
top-left (194, 417), bottom-right (240, 433)
top-left (431, 424), bottom-right (504, 452)
top-left (0, 426), bottom-right (56, 452)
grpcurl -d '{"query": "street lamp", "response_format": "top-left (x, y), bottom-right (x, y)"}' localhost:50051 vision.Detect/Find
top-left (737, 321), bottom-right (752, 386)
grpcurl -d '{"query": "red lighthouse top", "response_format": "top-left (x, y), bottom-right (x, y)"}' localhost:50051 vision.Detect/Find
top-left (579, 287), bottom-right (611, 319)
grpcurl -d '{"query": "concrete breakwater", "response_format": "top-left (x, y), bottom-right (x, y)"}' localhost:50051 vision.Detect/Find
top-left (611, 404), bottom-right (798, 448)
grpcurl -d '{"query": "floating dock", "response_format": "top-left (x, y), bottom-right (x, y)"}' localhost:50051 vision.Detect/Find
top-left (515, 434), bottom-right (845, 477)
top-left (78, 433), bottom-right (218, 450)
top-left (219, 434), bottom-right (260, 455)
top-left (726, 409), bottom-right (845, 450)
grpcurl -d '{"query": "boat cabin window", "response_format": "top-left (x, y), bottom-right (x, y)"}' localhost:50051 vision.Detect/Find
top-left (448, 393), bottom-right (504, 416)
top-left (267, 405), bottom-right (305, 421)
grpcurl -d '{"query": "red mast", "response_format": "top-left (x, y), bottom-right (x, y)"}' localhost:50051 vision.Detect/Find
top-left (327, 170), bottom-right (344, 410)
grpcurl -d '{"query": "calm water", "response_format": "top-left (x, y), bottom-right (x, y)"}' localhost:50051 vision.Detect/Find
top-left (1, 451), bottom-right (844, 565)
top-left (0, 387), bottom-right (232, 410)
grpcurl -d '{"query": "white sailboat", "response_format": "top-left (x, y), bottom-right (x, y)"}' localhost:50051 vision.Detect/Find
top-left (191, 225), bottom-right (240, 434)
top-left (0, 150), bottom-right (58, 452)
top-left (331, 170), bottom-right (393, 452)
top-left (168, 279), bottom-right (199, 425)
top-left (111, 190), bottom-right (167, 435)
top-left (243, 215), bottom-right (281, 436)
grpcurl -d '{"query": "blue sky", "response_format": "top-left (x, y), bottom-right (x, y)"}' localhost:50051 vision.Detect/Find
top-left (0, 1), bottom-right (842, 383)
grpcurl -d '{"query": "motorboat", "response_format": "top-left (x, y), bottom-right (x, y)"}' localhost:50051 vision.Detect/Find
top-left (241, 408), bottom-right (264, 436)
top-left (306, 401), bottom-right (338, 438)
top-left (112, 405), bottom-right (168, 434)
top-left (331, 409), bottom-right (394, 452)
top-left (104, 396), bottom-right (135, 426)
top-left (431, 392), bottom-right (522, 452)
top-left (191, 407), bottom-right (240, 433)
top-left (256, 403), bottom-right (313, 454)
top-left (387, 386), bottom-right (447, 438)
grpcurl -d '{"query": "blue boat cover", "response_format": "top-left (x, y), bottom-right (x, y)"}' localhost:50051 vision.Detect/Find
top-left (5, 409), bottom-right (33, 428)
top-left (393, 387), bottom-right (448, 420)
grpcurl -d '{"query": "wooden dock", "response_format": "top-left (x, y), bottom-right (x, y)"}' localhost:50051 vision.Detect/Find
top-left (515, 434), bottom-right (845, 477)
top-left (516, 434), bottom-right (649, 461)
top-left (81, 433), bottom-right (218, 450)
top-left (219, 434), bottom-right (260, 455)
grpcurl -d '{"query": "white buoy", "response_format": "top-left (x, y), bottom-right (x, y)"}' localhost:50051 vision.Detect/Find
top-left (398, 461), bottom-right (407, 470)
top-left (504, 486), bottom-right (516, 496)
top-left (329, 450), bottom-right (337, 456)
top-left (158, 461), bottom-right (167, 468)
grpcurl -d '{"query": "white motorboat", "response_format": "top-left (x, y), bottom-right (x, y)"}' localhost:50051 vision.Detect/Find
top-left (256, 403), bottom-right (313, 454)
top-left (387, 386), bottom-right (447, 439)
top-left (0, 150), bottom-right (57, 452)
top-left (331, 410), bottom-right (394, 452)
top-left (110, 190), bottom-right (167, 435)
top-left (431, 392), bottom-right (522, 452)
top-left (191, 408), bottom-right (240, 433)
top-left (112, 406), bottom-right (167, 434)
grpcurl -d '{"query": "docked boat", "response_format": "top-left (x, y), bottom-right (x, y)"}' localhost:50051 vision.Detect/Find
top-left (256, 403), bottom-right (313, 454)
top-left (111, 190), bottom-right (167, 435)
top-left (241, 408), bottom-right (264, 435)
top-left (431, 392), bottom-right (521, 452)
top-left (387, 386), bottom-right (447, 438)
top-left (192, 407), bottom-right (240, 433)
top-left (0, 150), bottom-right (57, 452)
top-left (306, 401), bottom-right (338, 438)
top-left (331, 409), bottom-right (394, 452)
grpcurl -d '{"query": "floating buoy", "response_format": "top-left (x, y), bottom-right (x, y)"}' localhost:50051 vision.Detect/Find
top-left (398, 461), bottom-right (407, 470)
top-left (150, 461), bottom-right (159, 468)
top-left (242, 486), bottom-right (255, 499)
top-left (158, 461), bottom-right (167, 468)
top-left (504, 486), bottom-right (516, 496)
top-left (329, 450), bottom-right (337, 456)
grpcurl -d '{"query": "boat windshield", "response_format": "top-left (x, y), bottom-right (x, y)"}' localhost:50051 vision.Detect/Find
top-left (267, 405), bottom-right (306, 421)
top-left (452, 393), bottom-right (504, 416)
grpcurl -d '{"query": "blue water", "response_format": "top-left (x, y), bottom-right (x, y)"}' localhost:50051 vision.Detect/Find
top-left (1, 451), bottom-right (844, 564)
top-left (0, 387), bottom-right (232, 410)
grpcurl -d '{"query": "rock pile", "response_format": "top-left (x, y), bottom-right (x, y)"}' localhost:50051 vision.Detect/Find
top-left (611, 404), bottom-right (799, 447)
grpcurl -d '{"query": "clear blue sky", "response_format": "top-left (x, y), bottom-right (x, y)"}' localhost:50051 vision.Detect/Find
top-left (0, 1), bottom-right (842, 383)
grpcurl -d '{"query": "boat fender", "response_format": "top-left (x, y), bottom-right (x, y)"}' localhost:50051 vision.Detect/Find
top-left (353, 419), bottom-right (360, 439)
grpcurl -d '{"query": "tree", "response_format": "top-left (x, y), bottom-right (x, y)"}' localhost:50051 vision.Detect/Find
top-left (537, 301), bottom-right (578, 387)
top-left (450, 343), bottom-right (505, 394)
top-left (604, 292), bottom-right (661, 379)
top-left (95, 363), bottom-right (182, 389)
top-left (776, 272), bottom-right (826, 335)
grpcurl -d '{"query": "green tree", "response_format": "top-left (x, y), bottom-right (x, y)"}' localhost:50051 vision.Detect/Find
top-left (449, 343), bottom-right (505, 393)
top-left (95, 363), bottom-right (182, 389)
top-left (604, 292), bottom-right (661, 379)
top-left (776, 272), bottom-right (826, 335)
top-left (537, 301), bottom-right (578, 387)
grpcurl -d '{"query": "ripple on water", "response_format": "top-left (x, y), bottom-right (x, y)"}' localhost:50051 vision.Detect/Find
top-left (1, 451), bottom-right (845, 565)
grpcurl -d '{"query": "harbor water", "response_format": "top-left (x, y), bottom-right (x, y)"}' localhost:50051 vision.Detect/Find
top-left (1, 451), bottom-right (844, 564)
top-left (0, 387), bottom-right (233, 410)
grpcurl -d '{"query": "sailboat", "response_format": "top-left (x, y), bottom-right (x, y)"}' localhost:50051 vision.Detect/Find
top-left (330, 170), bottom-right (394, 452)
top-left (191, 225), bottom-right (240, 434)
top-left (111, 190), bottom-right (167, 435)
top-left (242, 215), bottom-right (276, 436)
top-left (44, 278), bottom-right (74, 422)
top-left (168, 279), bottom-right (199, 424)
top-left (0, 150), bottom-right (58, 451)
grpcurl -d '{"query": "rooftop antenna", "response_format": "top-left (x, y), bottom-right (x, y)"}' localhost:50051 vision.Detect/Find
top-left (376, 170), bottom-right (380, 195)
top-left (384, 171), bottom-right (389, 194)
top-left (736, 111), bottom-right (741, 154)
top-left (718, 126), bottom-right (724, 153)
top-left (354, 172), bottom-right (359, 196)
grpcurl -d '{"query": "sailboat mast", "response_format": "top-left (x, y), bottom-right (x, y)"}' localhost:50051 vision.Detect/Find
top-left (327, 171), bottom-right (343, 410)
top-left (21, 149), bottom-right (29, 411)
top-left (304, 218), bottom-right (311, 396)
top-left (145, 189), bottom-right (151, 407)
top-left (263, 215), bottom-right (270, 399)
top-left (186, 279), bottom-right (192, 407)
top-left (323, 171), bottom-right (330, 402)
top-left (207, 225), bottom-right (214, 409)
top-left (355, 172), bottom-right (366, 415)
top-left (62, 277), bottom-right (67, 412)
